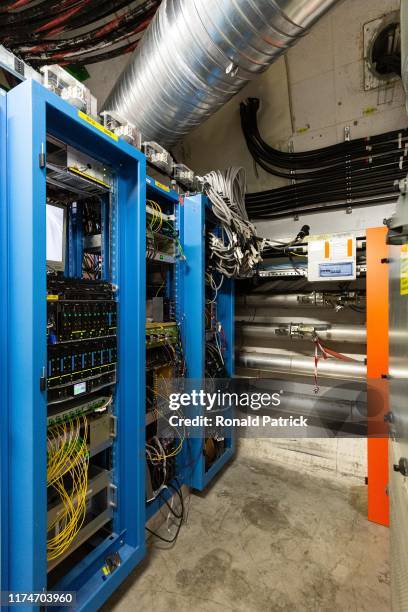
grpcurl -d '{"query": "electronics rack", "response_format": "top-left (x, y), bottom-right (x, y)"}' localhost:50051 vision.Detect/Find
top-left (6, 79), bottom-right (146, 611)
top-left (182, 194), bottom-right (235, 491)
top-left (144, 177), bottom-right (189, 520)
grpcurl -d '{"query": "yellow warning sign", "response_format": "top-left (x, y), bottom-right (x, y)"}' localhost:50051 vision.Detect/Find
top-left (78, 110), bottom-right (118, 141)
top-left (155, 180), bottom-right (170, 193)
top-left (401, 244), bottom-right (408, 295)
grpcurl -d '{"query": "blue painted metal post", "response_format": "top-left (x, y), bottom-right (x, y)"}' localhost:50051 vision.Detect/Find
top-left (181, 195), bottom-right (205, 488)
top-left (101, 193), bottom-right (110, 280)
top-left (217, 279), bottom-right (235, 378)
top-left (66, 201), bottom-right (83, 277)
top-left (181, 194), bottom-right (205, 380)
top-left (0, 90), bottom-right (8, 594)
top-left (7, 78), bottom-right (48, 595)
top-left (181, 195), bottom-right (235, 491)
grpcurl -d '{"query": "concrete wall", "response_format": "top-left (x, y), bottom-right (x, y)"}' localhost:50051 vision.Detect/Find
top-left (180, 0), bottom-right (406, 195)
top-left (237, 438), bottom-right (367, 483)
top-left (86, 55), bottom-right (129, 112)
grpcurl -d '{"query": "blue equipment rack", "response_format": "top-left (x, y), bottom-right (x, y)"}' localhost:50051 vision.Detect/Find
top-left (5, 79), bottom-right (146, 611)
top-left (144, 177), bottom-right (190, 521)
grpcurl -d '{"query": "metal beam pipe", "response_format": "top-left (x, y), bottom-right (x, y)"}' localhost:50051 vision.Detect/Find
top-left (104, 0), bottom-right (341, 147)
top-left (237, 294), bottom-right (313, 308)
top-left (236, 322), bottom-right (366, 344)
top-left (238, 351), bottom-right (366, 379)
top-left (236, 292), bottom-right (366, 309)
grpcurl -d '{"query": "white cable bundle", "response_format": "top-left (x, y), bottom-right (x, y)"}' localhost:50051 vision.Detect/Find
top-left (202, 167), bottom-right (264, 277)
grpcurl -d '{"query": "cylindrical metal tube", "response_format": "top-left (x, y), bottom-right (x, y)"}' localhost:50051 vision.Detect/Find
top-left (238, 351), bottom-right (366, 379)
top-left (236, 322), bottom-right (366, 344)
top-left (238, 392), bottom-right (367, 424)
top-left (104, 0), bottom-right (341, 147)
top-left (237, 294), bottom-right (315, 308)
top-left (236, 292), bottom-right (366, 309)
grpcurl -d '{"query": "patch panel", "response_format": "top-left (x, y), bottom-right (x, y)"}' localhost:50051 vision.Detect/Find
top-left (47, 338), bottom-right (117, 381)
top-left (47, 368), bottom-right (116, 404)
top-left (47, 394), bottom-right (112, 426)
top-left (47, 277), bottom-right (114, 300)
top-left (47, 299), bottom-right (117, 343)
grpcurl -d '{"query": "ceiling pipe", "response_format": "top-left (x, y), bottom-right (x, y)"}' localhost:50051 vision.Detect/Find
top-left (103, 0), bottom-right (342, 147)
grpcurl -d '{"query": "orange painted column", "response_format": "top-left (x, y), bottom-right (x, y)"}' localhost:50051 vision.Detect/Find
top-left (366, 227), bottom-right (389, 527)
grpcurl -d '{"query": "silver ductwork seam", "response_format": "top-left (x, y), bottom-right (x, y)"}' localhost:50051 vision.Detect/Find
top-left (104, 0), bottom-right (341, 147)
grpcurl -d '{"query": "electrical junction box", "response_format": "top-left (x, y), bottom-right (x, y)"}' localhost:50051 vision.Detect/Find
top-left (41, 64), bottom-right (97, 116)
top-left (307, 233), bottom-right (357, 282)
top-left (0, 45), bottom-right (42, 86)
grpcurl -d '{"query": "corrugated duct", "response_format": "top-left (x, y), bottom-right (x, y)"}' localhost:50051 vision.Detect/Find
top-left (103, 0), bottom-right (341, 147)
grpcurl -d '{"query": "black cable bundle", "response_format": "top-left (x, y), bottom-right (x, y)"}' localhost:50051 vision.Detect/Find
top-left (0, 0), bottom-right (160, 67)
top-left (241, 97), bottom-right (408, 219)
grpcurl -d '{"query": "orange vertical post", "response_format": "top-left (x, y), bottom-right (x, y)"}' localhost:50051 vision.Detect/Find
top-left (366, 226), bottom-right (389, 527)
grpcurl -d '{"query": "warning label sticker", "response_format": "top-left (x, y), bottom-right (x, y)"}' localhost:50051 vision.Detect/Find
top-left (401, 244), bottom-right (408, 296)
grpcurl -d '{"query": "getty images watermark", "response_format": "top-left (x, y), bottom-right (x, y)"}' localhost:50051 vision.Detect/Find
top-left (167, 389), bottom-right (308, 430)
top-left (156, 377), bottom-right (372, 438)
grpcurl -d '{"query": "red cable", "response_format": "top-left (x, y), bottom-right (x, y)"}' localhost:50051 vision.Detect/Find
top-left (59, 39), bottom-right (139, 66)
top-left (313, 335), bottom-right (358, 394)
top-left (53, 17), bottom-right (151, 61)
top-left (5, 0), bottom-right (33, 10)
top-left (34, 0), bottom-right (92, 33)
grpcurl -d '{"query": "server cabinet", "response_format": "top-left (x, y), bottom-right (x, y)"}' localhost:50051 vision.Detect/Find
top-left (144, 178), bottom-right (191, 520)
top-left (6, 79), bottom-right (146, 611)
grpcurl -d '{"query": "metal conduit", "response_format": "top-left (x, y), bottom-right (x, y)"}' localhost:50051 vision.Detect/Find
top-left (104, 0), bottom-right (341, 147)
top-left (237, 322), bottom-right (366, 344)
top-left (238, 351), bottom-right (367, 379)
top-left (237, 294), bottom-right (314, 308)
top-left (236, 292), bottom-right (366, 310)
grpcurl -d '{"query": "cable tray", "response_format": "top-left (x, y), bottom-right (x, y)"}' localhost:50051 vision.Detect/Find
top-left (46, 163), bottom-right (110, 198)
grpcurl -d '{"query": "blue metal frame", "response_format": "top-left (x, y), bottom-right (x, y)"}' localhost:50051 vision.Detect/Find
top-left (0, 90), bottom-right (8, 595)
top-left (145, 180), bottom-right (192, 520)
top-left (146, 176), bottom-right (180, 204)
top-left (181, 195), bottom-right (235, 491)
top-left (66, 201), bottom-right (83, 277)
top-left (6, 79), bottom-right (146, 611)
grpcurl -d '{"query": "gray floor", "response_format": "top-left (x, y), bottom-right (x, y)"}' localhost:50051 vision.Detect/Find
top-left (103, 456), bottom-right (390, 611)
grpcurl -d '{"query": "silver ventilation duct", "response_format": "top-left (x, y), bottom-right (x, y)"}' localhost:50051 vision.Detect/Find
top-left (103, 0), bottom-right (341, 147)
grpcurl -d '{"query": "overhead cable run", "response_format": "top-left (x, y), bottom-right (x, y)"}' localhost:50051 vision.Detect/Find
top-left (241, 97), bottom-right (408, 219)
top-left (0, 0), bottom-right (160, 67)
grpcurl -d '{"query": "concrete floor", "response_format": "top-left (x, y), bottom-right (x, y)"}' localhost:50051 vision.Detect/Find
top-left (103, 456), bottom-right (390, 611)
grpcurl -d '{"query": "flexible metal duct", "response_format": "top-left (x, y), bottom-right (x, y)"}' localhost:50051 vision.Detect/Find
top-left (103, 0), bottom-right (341, 147)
